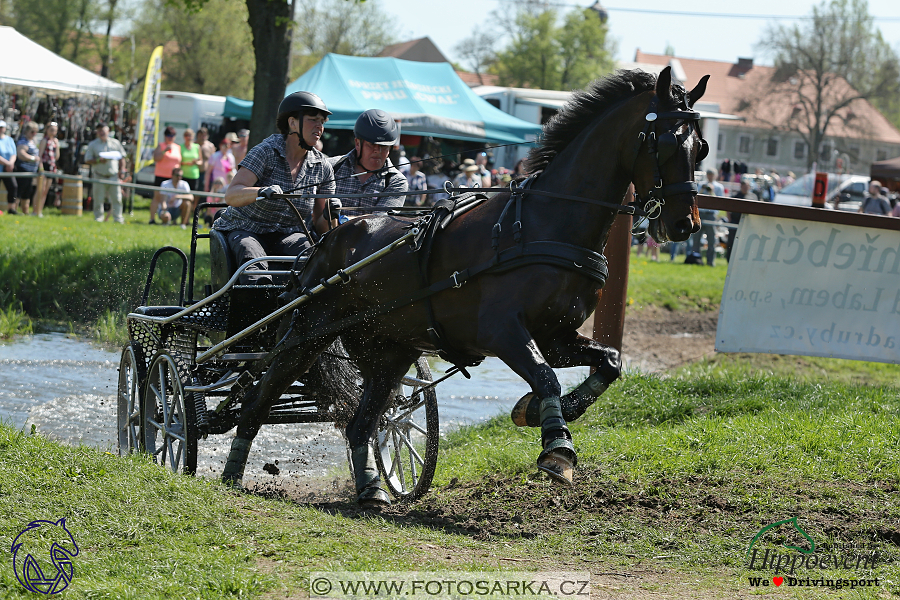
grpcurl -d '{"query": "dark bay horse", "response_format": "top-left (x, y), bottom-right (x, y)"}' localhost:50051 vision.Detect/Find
top-left (223, 67), bottom-right (709, 504)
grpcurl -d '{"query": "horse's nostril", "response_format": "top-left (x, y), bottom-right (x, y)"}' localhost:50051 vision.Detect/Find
top-left (673, 218), bottom-right (694, 234)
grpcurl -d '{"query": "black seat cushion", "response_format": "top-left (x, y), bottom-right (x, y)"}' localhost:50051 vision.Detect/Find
top-left (133, 306), bottom-right (184, 317)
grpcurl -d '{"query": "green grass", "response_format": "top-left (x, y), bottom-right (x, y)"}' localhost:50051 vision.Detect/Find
top-left (1, 207), bottom-right (210, 338)
top-left (627, 249), bottom-right (728, 312)
top-left (0, 303), bottom-right (33, 339)
top-left (2, 367), bottom-right (899, 598)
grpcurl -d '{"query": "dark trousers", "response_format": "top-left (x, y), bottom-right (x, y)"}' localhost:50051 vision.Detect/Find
top-left (225, 229), bottom-right (310, 284)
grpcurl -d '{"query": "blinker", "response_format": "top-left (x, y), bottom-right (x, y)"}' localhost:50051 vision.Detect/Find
top-left (697, 138), bottom-right (709, 162)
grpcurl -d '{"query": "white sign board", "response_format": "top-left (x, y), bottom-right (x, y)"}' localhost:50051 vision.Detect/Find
top-left (717, 214), bottom-right (900, 363)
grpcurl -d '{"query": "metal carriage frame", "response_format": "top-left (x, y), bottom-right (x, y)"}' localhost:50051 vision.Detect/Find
top-left (116, 201), bottom-right (441, 500)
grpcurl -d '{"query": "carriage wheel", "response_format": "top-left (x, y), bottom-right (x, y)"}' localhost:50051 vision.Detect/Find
top-left (142, 351), bottom-right (198, 475)
top-left (374, 357), bottom-right (439, 501)
top-left (117, 342), bottom-right (145, 456)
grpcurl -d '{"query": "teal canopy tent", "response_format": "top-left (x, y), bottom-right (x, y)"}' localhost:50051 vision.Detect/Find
top-left (226, 54), bottom-right (542, 144)
top-left (223, 96), bottom-right (253, 121)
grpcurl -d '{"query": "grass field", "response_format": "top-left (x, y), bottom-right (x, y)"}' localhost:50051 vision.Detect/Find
top-left (1, 207), bottom-right (208, 343)
top-left (1, 366), bottom-right (897, 598)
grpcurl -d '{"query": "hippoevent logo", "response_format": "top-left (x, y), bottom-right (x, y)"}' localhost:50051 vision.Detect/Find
top-left (10, 518), bottom-right (79, 594)
top-left (746, 517), bottom-right (879, 591)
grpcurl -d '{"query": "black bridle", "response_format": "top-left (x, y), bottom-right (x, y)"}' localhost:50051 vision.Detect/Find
top-left (629, 89), bottom-right (709, 230)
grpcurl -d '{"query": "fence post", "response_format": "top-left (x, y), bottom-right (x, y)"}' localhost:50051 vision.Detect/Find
top-left (592, 213), bottom-right (632, 351)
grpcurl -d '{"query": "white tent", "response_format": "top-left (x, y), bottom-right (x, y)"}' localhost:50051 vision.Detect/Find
top-left (0, 27), bottom-right (124, 99)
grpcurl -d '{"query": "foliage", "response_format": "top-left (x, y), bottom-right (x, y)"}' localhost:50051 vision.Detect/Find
top-left (128, 0), bottom-right (254, 98)
top-left (491, 6), bottom-right (615, 91)
top-left (11, 0), bottom-right (96, 60)
top-left (290, 0), bottom-right (396, 80)
top-left (453, 31), bottom-right (498, 80)
top-left (751, 0), bottom-right (900, 169)
top-left (0, 304), bottom-right (33, 339)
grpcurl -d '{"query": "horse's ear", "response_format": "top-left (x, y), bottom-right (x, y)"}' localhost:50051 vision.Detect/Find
top-left (688, 75), bottom-right (710, 106)
top-left (655, 66), bottom-right (672, 99)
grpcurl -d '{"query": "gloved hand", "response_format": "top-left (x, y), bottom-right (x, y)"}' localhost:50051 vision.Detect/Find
top-left (258, 184), bottom-right (283, 200)
top-left (327, 197), bottom-right (342, 218)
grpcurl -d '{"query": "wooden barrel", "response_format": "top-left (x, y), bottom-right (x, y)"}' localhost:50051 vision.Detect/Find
top-left (61, 180), bottom-right (83, 216)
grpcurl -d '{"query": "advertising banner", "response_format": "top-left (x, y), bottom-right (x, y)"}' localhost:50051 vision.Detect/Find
top-left (717, 214), bottom-right (900, 363)
top-left (134, 46), bottom-right (163, 173)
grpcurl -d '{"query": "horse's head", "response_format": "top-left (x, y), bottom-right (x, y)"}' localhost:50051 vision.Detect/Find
top-left (632, 66), bottom-right (711, 242)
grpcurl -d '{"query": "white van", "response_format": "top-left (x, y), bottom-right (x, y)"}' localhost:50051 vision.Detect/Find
top-left (157, 91), bottom-right (226, 144)
top-left (773, 173), bottom-right (869, 212)
top-left (134, 91), bottom-right (227, 196)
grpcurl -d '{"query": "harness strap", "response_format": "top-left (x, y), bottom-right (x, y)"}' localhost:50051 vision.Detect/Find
top-left (244, 240), bottom-right (609, 382)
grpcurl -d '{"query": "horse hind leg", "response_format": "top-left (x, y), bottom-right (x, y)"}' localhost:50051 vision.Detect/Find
top-left (486, 325), bottom-right (577, 486)
top-left (511, 334), bottom-right (621, 428)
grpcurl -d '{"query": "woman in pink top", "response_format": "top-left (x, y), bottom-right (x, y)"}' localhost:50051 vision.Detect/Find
top-left (149, 126), bottom-right (182, 224)
top-left (206, 133), bottom-right (237, 191)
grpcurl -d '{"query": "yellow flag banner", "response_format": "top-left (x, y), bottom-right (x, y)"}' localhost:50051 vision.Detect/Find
top-left (134, 46), bottom-right (163, 173)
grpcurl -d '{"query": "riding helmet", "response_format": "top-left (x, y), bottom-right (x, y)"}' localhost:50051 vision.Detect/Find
top-left (354, 109), bottom-right (400, 146)
top-left (276, 91), bottom-right (332, 134)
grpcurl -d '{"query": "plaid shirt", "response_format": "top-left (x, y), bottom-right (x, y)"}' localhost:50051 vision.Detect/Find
top-left (213, 134), bottom-right (335, 234)
top-left (329, 150), bottom-right (408, 217)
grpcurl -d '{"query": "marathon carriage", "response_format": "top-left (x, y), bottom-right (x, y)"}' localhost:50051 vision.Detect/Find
top-left (116, 200), bottom-right (441, 500)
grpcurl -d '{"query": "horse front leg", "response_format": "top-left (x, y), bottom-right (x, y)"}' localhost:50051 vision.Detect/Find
top-left (484, 322), bottom-right (577, 486)
top-left (221, 334), bottom-right (335, 487)
top-left (511, 333), bottom-right (622, 427)
top-left (344, 342), bottom-right (420, 507)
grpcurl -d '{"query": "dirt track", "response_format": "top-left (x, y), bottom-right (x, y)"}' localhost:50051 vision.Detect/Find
top-left (579, 307), bottom-right (719, 373)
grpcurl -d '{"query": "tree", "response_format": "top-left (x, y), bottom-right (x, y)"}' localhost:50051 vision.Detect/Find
top-left (749, 0), bottom-right (900, 169)
top-left (491, 6), bottom-right (614, 90)
top-left (454, 31), bottom-right (497, 84)
top-left (12, 0), bottom-right (96, 60)
top-left (130, 0), bottom-right (254, 98)
top-left (290, 0), bottom-right (396, 80)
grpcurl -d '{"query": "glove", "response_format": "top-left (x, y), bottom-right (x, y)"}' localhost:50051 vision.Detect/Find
top-left (258, 184), bottom-right (283, 200)
top-left (327, 197), bottom-right (342, 218)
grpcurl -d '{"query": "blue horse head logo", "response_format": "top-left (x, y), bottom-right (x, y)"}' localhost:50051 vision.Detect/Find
top-left (11, 518), bottom-right (79, 594)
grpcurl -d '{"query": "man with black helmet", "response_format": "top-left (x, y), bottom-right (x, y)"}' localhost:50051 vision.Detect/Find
top-left (330, 109), bottom-right (408, 217)
top-left (213, 91), bottom-right (338, 283)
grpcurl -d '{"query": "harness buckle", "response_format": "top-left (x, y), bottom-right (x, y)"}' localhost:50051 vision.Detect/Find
top-left (451, 271), bottom-right (463, 288)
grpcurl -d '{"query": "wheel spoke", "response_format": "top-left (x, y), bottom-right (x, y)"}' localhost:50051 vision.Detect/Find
top-left (405, 419), bottom-right (427, 436)
top-left (391, 429), bottom-right (406, 490)
top-left (399, 434), bottom-right (425, 467)
top-left (392, 398), bottom-right (427, 422)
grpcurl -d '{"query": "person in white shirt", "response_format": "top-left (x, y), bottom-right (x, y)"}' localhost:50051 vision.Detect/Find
top-left (158, 167), bottom-right (195, 228)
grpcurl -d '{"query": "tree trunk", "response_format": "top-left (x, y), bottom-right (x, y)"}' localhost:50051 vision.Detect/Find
top-left (245, 0), bottom-right (294, 149)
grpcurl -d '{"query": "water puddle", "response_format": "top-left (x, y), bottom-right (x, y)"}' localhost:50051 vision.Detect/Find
top-left (1, 333), bottom-right (589, 485)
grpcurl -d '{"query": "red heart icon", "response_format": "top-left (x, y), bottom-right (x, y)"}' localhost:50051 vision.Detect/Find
top-left (773, 577), bottom-right (784, 586)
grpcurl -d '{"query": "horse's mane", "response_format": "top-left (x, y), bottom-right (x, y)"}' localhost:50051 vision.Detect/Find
top-left (525, 69), bottom-right (673, 173)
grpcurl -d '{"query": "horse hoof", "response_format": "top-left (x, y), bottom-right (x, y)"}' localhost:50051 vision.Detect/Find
top-left (511, 393), bottom-right (539, 427)
top-left (537, 451), bottom-right (575, 487)
top-left (357, 486), bottom-right (391, 508)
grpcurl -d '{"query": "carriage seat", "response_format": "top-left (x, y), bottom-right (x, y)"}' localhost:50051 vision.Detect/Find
top-left (209, 228), bottom-right (295, 290)
top-left (132, 306), bottom-right (184, 317)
